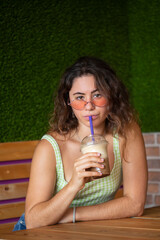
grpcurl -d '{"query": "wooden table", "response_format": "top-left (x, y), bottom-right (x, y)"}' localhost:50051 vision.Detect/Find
top-left (0, 206), bottom-right (160, 240)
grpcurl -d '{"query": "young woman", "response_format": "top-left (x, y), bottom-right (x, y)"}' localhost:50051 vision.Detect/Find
top-left (14, 56), bottom-right (147, 230)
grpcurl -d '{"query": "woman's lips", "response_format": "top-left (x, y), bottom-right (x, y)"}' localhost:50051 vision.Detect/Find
top-left (84, 115), bottom-right (98, 120)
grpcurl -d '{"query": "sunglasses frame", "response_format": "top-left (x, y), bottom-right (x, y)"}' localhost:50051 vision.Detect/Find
top-left (68, 98), bottom-right (107, 110)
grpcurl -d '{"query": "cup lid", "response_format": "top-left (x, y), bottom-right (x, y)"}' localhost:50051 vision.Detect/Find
top-left (81, 134), bottom-right (107, 146)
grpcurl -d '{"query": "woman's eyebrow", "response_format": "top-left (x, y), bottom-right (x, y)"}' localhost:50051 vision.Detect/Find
top-left (73, 92), bottom-right (85, 95)
top-left (73, 89), bottom-right (98, 96)
top-left (92, 89), bottom-right (99, 93)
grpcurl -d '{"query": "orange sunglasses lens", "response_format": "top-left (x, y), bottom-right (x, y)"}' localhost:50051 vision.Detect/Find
top-left (93, 97), bottom-right (107, 106)
top-left (69, 96), bottom-right (107, 110)
top-left (70, 100), bottom-right (86, 109)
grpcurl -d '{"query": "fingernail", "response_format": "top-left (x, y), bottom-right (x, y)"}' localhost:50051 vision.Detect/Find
top-left (100, 158), bottom-right (104, 162)
top-left (101, 165), bottom-right (104, 168)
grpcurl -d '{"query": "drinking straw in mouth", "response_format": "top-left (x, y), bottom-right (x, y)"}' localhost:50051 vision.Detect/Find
top-left (89, 116), bottom-right (94, 136)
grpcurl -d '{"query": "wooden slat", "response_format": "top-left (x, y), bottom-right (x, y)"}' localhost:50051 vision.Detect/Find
top-left (0, 222), bottom-right (16, 233)
top-left (0, 207), bottom-right (160, 240)
top-left (0, 202), bottom-right (25, 220)
top-left (0, 182), bottom-right (29, 200)
top-left (0, 140), bottom-right (39, 161)
top-left (143, 206), bottom-right (160, 218)
top-left (0, 163), bottom-right (31, 180)
top-left (1, 217), bottom-right (160, 240)
top-left (135, 206), bottom-right (160, 219)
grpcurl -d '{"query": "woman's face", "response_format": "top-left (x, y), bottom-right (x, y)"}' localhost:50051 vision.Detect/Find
top-left (69, 75), bottom-right (109, 129)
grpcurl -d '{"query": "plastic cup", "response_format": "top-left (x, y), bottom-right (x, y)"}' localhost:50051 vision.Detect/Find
top-left (80, 135), bottom-right (110, 178)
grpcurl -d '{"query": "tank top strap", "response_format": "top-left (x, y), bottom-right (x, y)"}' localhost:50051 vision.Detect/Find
top-left (41, 134), bottom-right (63, 169)
top-left (41, 134), bottom-right (67, 191)
top-left (113, 133), bottom-right (121, 164)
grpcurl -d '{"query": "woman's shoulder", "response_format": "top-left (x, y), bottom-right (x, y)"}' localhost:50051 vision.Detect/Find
top-left (44, 131), bottom-right (67, 141)
top-left (124, 121), bottom-right (142, 140)
top-left (120, 121), bottom-right (144, 155)
top-left (34, 135), bottom-right (55, 155)
top-left (31, 132), bottom-right (59, 156)
top-left (31, 133), bottom-right (59, 166)
top-left (41, 131), bottom-right (72, 150)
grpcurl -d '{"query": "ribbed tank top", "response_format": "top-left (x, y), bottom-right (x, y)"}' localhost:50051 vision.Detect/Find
top-left (41, 134), bottom-right (122, 207)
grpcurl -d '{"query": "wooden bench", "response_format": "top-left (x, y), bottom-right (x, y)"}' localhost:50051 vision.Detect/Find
top-left (0, 140), bottom-right (39, 232)
top-left (0, 140), bottom-right (123, 233)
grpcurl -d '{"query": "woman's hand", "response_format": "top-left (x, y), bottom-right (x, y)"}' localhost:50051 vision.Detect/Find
top-left (69, 152), bottom-right (104, 192)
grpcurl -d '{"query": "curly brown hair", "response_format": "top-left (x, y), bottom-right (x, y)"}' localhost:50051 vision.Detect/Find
top-left (49, 56), bottom-right (137, 136)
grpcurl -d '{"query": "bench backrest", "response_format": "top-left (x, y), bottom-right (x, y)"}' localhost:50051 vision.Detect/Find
top-left (0, 139), bottom-right (123, 231)
top-left (0, 140), bottom-right (39, 227)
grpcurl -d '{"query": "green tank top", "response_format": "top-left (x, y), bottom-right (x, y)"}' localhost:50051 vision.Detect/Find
top-left (41, 134), bottom-right (122, 207)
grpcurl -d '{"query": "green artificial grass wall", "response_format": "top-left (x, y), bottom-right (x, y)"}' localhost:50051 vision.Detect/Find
top-left (128, 0), bottom-right (160, 132)
top-left (0, 0), bottom-right (159, 142)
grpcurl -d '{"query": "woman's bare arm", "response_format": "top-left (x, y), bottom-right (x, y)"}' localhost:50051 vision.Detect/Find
top-left (59, 123), bottom-right (148, 223)
top-left (25, 139), bottom-right (104, 229)
top-left (25, 139), bottom-right (77, 228)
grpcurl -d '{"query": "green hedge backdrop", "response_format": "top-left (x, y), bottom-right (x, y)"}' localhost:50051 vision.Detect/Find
top-left (0, 0), bottom-right (160, 142)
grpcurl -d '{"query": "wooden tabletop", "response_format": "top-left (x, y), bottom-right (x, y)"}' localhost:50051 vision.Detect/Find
top-left (1, 206), bottom-right (160, 240)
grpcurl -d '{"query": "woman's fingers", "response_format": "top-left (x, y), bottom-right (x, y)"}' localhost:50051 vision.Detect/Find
top-left (77, 170), bottom-right (102, 178)
top-left (70, 152), bottom-right (105, 191)
top-left (73, 154), bottom-right (104, 179)
top-left (74, 161), bottom-right (104, 172)
top-left (75, 153), bottom-right (104, 165)
top-left (78, 152), bottom-right (101, 160)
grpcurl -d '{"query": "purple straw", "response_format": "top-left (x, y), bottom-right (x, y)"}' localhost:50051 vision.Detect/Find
top-left (89, 116), bottom-right (94, 136)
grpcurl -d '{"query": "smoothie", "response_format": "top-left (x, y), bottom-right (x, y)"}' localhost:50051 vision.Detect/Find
top-left (81, 135), bottom-right (110, 178)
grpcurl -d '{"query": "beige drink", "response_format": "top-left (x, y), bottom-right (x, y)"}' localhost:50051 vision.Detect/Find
top-left (81, 135), bottom-right (110, 178)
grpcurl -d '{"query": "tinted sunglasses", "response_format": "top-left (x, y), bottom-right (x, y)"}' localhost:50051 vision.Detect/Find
top-left (68, 96), bottom-right (107, 110)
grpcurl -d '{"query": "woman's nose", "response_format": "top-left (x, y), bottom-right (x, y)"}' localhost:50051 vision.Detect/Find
top-left (85, 101), bottom-right (95, 110)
